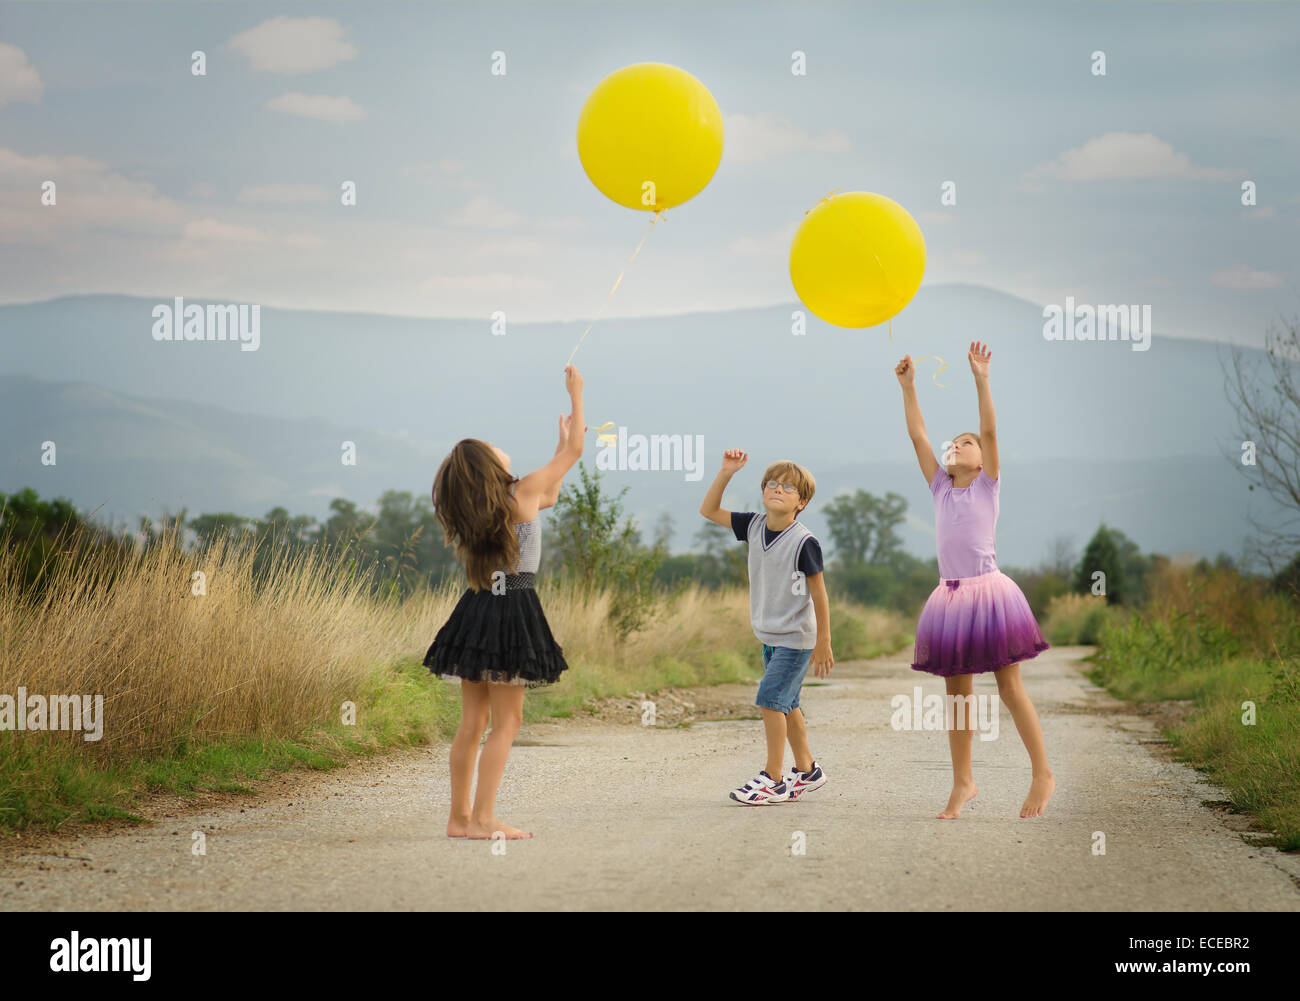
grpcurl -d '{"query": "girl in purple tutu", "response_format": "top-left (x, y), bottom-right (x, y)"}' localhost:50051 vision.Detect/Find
top-left (424, 365), bottom-right (586, 840)
top-left (896, 342), bottom-right (1054, 819)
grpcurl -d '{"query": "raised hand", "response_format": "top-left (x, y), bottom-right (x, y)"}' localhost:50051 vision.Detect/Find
top-left (564, 364), bottom-right (584, 397)
top-left (720, 448), bottom-right (748, 474)
top-left (557, 414), bottom-right (586, 451)
top-left (968, 341), bottom-right (991, 378)
top-left (895, 354), bottom-right (916, 387)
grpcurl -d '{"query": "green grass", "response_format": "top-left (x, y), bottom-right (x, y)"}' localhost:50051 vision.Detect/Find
top-left (0, 660), bottom-right (457, 833)
top-left (1086, 608), bottom-right (1300, 851)
top-left (0, 602), bottom-right (910, 834)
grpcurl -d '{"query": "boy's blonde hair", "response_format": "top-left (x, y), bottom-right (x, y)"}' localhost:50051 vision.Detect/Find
top-left (761, 459), bottom-right (816, 515)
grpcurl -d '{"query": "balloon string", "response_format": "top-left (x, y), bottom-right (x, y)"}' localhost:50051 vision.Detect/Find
top-left (883, 315), bottom-right (946, 384)
top-left (566, 210), bottom-right (663, 366)
top-left (914, 354), bottom-right (947, 388)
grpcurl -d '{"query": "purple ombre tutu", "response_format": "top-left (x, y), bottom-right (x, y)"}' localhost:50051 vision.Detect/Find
top-left (911, 568), bottom-right (1049, 676)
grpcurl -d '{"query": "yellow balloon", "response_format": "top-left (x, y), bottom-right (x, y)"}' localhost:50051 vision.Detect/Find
top-left (789, 191), bottom-right (926, 328)
top-left (577, 63), bottom-right (723, 211)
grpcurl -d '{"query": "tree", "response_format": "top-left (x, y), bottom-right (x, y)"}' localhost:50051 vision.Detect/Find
top-left (1076, 524), bottom-right (1124, 604)
top-left (823, 490), bottom-right (908, 567)
top-left (1222, 312), bottom-right (1300, 573)
top-left (189, 512), bottom-right (254, 550)
top-left (692, 519), bottom-right (748, 588)
top-left (546, 462), bottom-right (666, 637)
top-left (1043, 534), bottom-right (1077, 579)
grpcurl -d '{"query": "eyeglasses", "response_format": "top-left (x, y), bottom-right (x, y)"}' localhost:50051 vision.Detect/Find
top-left (764, 481), bottom-right (799, 495)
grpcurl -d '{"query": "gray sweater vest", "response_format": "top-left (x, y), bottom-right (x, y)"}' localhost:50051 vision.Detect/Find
top-left (745, 515), bottom-right (818, 649)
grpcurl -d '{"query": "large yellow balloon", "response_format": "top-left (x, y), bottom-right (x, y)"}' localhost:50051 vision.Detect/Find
top-left (789, 191), bottom-right (926, 328)
top-left (577, 63), bottom-right (723, 211)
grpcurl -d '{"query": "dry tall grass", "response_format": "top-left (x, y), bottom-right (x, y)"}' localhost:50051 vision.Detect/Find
top-left (2, 523), bottom-right (414, 762)
top-left (3, 523), bottom-right (906, 769)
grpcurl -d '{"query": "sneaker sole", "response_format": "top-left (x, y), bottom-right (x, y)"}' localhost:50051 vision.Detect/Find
top-left (729, 790), bottom-right (790, 806)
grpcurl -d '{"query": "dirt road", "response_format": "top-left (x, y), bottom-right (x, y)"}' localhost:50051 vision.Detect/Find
top-left (2, 646), bottom-right (1297, 910)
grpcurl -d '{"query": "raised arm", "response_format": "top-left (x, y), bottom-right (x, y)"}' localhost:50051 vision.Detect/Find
top-left (969, 341), bottom-right (999, 481)
top-left (513, 365), bottom-right (585, 519)
top-left (896, 354), bottom-right (940, 485)
top-left (700, 449), bottom-right (748, 527)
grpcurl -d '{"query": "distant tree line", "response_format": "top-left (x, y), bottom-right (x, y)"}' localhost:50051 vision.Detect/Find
top-left (0, 476), bottom-right (1247, 622)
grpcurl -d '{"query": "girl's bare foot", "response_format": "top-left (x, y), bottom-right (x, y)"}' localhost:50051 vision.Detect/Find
top-left (466, 817), bottom-right (533, 840)
top-left (939, 780), bottom-right (978, 819)
top-left (1020, 773), bottom-right (1055, 817)
top-left (447, 817), bottom-right (471, 838)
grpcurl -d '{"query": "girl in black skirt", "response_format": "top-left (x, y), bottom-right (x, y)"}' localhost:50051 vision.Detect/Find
top-left (425, 365), bottom-right (585, 840)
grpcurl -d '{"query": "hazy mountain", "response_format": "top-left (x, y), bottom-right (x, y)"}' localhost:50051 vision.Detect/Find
top-left (0, 285), bottom-right (1276, 568)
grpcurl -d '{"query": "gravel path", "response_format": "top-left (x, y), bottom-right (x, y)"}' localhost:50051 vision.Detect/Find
top-left (2, 645), bottom-right (1297, 910)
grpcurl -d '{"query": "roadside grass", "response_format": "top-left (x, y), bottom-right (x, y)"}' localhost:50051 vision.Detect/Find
top-left (0, 523), bottom-right (908, 832)
top-left (1070, 564), bottom-right (1300, 851)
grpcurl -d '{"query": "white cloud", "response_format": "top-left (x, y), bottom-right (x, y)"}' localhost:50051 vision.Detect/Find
top-left (228, 16), bottom-right (358, 75)
top-left (724, 112), bottom-right (851, 164)
top-left (0, 147), bottom-right (182, 243)
top-left (535, 215), bottom-right (586, 232)
top-left (0, 43), bottom-right (43, 107)
top-left (183, 218), bottom-right (269, 243)
top-left (444, 196), bottom-right (524, 229)
top-left (266, 92), bottom-right (366, 123)
top-left (283, 233), bottom-right (325, 248)
top-left (0, 147), bottom-right (106, 176)
top-left (1024, 132), bottom-right (1244, 182)
top-left (728, 221), bottom-right (798, 258)
top-left (399, 157), bottom-right (486, 191)
top-left (473, 238), bottom-right (544, 257)
top-left (1211, 265), bottom-right (1283, 290)
top-left (420, 272), bottom-right (550, 292)
top-left (1243, 205), bottom-right (1276, 219)
top-left (237, 184), bottom-right (330, 204)
top-left (400, 158), bottom-right (470, 178)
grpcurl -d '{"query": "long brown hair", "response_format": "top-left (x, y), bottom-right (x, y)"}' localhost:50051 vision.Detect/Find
top-left (432, 439), bottom-right (519, 590)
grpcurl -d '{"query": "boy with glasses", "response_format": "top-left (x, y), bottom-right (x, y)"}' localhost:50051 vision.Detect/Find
top-left (700, 449), bottom-right (833, 804)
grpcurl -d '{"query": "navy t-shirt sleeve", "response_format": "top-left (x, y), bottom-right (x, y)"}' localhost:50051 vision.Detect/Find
top-left (796, 536), bottom-right (824, 577)
top-left (731, 511), bottom-right (758, 542)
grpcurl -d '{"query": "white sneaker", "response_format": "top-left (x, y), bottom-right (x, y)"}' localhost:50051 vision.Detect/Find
top-left (785, 761), bottom-right (827, 800)
top-left (730, 770), bottom-right (790, 806)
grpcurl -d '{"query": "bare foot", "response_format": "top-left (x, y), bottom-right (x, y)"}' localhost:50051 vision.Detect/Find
top-left (447, 818), bottom-right (471, 838)
top-left (938, 780), bottom-right (978, 819)
top-left (466, 818), bottom-right (533, 840)
top-left (1020, 773), bottom-right (1055, 818)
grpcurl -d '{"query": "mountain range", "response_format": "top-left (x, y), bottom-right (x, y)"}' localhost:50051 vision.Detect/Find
top-left (0, 285), bottom-right (1276, 568)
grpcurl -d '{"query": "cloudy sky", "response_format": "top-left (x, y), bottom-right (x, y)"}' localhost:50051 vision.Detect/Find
top-left (1, 0), bottom-right (1296, 344)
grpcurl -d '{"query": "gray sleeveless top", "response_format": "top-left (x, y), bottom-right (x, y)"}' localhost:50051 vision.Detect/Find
top-left (745, 514), bottom-right (817, 648)
top-left (507, 518), bottom-right (540, 574)
top-left (505, 481), bottom-right (541, 574)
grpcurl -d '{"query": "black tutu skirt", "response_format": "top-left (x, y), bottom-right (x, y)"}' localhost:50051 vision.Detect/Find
top-left (423, 573), bottom-right (568, 688)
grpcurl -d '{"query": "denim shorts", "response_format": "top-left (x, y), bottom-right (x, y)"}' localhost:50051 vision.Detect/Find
top-left (755, 644), bottom-right (814, 714)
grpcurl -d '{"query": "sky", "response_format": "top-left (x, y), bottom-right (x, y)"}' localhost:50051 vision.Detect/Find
top-left (0, 0), bottom-right (1297, 345)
